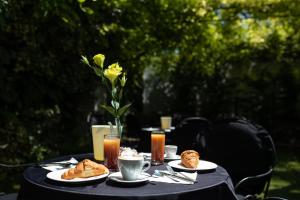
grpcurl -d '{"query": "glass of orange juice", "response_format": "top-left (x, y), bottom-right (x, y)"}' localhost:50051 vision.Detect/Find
top-left (104, 134), bottom-right (120, 170)
top-left (151, 131), bottom-right (165, 165)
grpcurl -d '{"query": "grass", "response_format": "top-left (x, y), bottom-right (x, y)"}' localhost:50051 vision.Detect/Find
top-left (268, 148), bottom-right (300, 200)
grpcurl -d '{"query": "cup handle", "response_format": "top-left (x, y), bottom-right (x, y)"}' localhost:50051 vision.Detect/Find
top-left (142, 161), bottom-right (151, 172)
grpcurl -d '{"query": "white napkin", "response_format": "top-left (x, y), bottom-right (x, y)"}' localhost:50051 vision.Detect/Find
top-left (149, 170), bottom-right (197, 185)
top-left (42, 157), bottom-right (78, 171)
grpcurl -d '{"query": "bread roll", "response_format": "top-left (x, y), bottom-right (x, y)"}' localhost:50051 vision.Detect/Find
top-left (181, 150), bottom-right (199, 168)
top-left (61, 159), bottom-right (109, 179)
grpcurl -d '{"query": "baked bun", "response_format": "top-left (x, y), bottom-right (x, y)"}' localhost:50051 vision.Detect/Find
top-left (61, 159), bottom-right (109, 179)
top-left (181, 150), bottom-right (199, 168)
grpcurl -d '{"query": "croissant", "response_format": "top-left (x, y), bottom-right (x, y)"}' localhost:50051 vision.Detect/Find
top-left (61, 159), bottom-right (109, 180)
top-left (181, 150), bottom-right (200, 168)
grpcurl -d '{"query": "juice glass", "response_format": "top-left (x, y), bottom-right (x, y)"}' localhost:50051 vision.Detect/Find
top-left (104, 134), bottom-right (120, 170)
top-left (160, 116), bottom-right (172, 130)
top-left (151, 131), bottom-right (165, 165)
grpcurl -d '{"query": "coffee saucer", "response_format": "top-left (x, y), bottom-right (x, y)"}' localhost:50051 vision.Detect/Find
top-left (164, 155), bottom-right (181, 161)
top-left (108, 172), bottom-right (150, 185)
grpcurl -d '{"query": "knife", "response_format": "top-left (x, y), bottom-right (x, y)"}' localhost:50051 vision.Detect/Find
top-left (176, 172), bottom-right (197, 183)
top-left (159, 171), bottom-right (196, 183)
top-left (39, 162), bottom-right (76, 168)
top-left (166, 165), bottom-right (197, 183)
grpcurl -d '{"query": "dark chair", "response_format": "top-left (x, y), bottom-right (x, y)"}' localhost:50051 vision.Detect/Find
top-left (235, 168), bottom-right (273, 199)
top-left (173, 117), bottom-right (211, 156)
top-left (206, 117), bottom-right (277, 198)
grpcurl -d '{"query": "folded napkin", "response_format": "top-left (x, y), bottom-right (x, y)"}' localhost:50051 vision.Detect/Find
top-left (149, 170), bottom-right (197, 185)
top-left (41, 157), bottom-right (78, 171)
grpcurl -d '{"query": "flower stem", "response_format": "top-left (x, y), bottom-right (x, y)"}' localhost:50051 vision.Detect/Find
top-left (115, 117), bottom-right (122, 139)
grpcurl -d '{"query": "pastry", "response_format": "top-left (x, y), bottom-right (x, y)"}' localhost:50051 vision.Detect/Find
top-left (61, 159), bottom-right (109, 179)
top-left (181, 150), bottom-right (199, 168)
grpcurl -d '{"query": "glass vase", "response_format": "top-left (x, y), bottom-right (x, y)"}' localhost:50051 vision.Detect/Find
top-left (115, 117), bottom-right (123, 139)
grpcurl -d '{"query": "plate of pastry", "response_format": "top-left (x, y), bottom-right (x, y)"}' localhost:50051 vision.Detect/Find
top-left (168, 150), bottom-right (217, 171)
top-left (46, 159), bottom-right (109, 183)
top-left (168, 159), bottom-right (218, 171)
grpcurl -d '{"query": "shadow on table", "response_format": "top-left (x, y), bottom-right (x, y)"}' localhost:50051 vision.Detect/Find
top-left (45, 178), bottom-right (107, 187)
top-left (171, 167), bottom-right (216, 174)
top-left (105, 179), bottom-right (149, 188)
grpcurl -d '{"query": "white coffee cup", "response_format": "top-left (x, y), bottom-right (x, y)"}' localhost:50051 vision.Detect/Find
top-left (165, 145), bottom-right (178, 159)
top-left (118, 155), bottom-right (151, 181)
top-left (160, 116), bottom-right (172, 130)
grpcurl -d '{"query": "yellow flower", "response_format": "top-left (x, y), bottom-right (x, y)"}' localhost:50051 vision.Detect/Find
top-left (93, 54), bottom-right (105, 68)
top-left (104, 63), bottom-right (123, 85)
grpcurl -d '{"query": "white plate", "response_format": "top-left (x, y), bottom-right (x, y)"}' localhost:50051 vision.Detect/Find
top-left (141, 127), bottom-right (175, 132)
top-left (163, 126), bottom-right (175, 132)
top-left (141, 127), bottom-right (160, 132)
top-left (108, 172), bottom-right (150, 184)
top-left (164, 155), bottom-right (181, 161)
top-left (168, 160), bottom-right (217, 171)
top-left (46, 169), bottom-right (109, 183)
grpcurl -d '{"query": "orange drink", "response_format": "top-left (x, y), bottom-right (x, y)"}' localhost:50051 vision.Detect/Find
top-left (151, 131), bottom-right (165, 165)
top-left (104, 134), bottom-right (120, 170)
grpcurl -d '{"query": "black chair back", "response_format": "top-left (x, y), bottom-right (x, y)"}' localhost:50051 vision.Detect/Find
top-left (206, 118), bottom-right (276, 186)
top-left (173, 117), bottom-right (211, 157)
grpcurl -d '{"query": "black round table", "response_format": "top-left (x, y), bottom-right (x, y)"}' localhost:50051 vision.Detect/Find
top-left (17, 153), bottom-right (238, 200)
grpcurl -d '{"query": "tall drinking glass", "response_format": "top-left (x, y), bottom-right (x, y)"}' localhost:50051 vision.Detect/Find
top-left (160, 116), bottom-right (172, 130)
top-left (104, 134), bottom-right (120, 170)
top-left (151, 131), bottom-right (165, 165)
top-left (91, 125), bottom-right (117, 161)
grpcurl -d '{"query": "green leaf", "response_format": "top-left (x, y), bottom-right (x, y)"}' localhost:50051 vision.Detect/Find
top-left (117, 103), bottom-right (131, 117)
top-left (111, 100), bottom-right (120, 110)
top-left (77, 0), bottom-right (86, 3)
top-left (118, 88), bottom-right (123, 100)
top-left (93, 67), bottom-right (102, 77)
top-left (0, 144), bottom-right (8, 149)
top-left (81, 7), bottom-right (94, 15)
top-left (112, 87), bottom-right (117, 98)
top-left (101, 105), bottom-right (116, 116)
